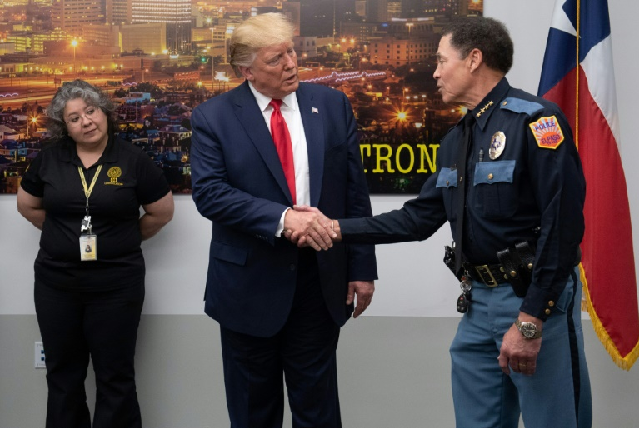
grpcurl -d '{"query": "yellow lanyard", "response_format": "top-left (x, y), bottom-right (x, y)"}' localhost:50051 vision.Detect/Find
top-left (78, 165), bottom-right (102, 200)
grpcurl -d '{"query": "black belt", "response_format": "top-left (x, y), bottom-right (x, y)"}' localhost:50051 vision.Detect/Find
top-left (463, 262), bottom-right (510, 287)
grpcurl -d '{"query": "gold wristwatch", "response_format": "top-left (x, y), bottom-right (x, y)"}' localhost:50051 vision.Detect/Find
top-left (515, 319), bottom-right (542, 339)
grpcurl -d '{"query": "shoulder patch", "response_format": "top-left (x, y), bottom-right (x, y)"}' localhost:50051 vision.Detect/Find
top-left (500, 97), bottom-right (544, 116)
top-left (529, 116), bottom-right (564, 150)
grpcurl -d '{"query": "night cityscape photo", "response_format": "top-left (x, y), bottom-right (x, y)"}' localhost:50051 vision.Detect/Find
top-left (0, 0), bottom-right (483, 194)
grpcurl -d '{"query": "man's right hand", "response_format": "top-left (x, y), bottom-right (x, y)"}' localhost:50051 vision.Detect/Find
top-left (287, 206), bottom-right (340, 250)
top-left (283, 207), bottom-right (334, 251)
top-left (497, 313), bottom-right (543, 376)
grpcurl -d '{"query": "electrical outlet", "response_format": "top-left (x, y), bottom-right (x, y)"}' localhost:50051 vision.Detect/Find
top-left (35, 342), bottom-right (46, 369)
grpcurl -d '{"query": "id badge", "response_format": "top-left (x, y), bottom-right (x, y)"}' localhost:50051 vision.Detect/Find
top-left (79, 234), bottom-right (98, 261)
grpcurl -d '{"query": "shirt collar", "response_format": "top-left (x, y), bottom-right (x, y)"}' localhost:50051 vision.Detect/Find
top-left (100, 134), bottom-right (118, 163)
top-left (469, 77), bottom-right (510, 131)
top-left (59, 133), bottom-right (118, 167)
top-left (248, 81), bottom-right (298, 113)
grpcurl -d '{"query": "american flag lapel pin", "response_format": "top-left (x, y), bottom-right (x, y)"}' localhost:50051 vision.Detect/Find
top-left (312, 107), bottom-right (318, 113)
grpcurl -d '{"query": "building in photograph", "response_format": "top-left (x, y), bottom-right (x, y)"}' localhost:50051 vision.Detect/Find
top-left (369, 33), bottom-right (438, 67)
top-left (387, 1), bottom-right (402, 19)
top-left (300, 0), bottom-right (334, 37)
top-left (32, 30), bottom-right (70, 54)
top-left (367, 0), bottom-right (389, 22)
top-left (282, 1), bottom-right (301, 37)
top-left (293, 36), bottom-right (318, 59)
top-left (208, 21), bottom-right (238, 63)
top-left (52, 0), bottom-right (106, 36)
top-left (131, 0), bottom-right (191, 53)
top-left (340, 21), bottom-right (384, 43)
top-left (355, 0), bottom-right (367, 18)
top-left (5, 33), bottom-right (32, 53)
top-left (192, 27), bottom-right (213, 44)
top-left (106, 0), bottom-right (133, 25)
top-left (82, 25), bottom-right (121, 51)
top-left (421, 0), bottom-right (468, 17)
top-left (0, 42), bottom-right (16, 55)
top-left (387, 17), bottom-right (435, 37)
top-left (121, 22), bottom-right (167, 54)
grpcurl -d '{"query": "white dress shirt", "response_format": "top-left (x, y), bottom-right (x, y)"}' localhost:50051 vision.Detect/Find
top-left (248, 82), bottom-right (310, 236)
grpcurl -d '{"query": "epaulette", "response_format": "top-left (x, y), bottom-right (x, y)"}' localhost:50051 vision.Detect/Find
top-left (499, 97), bottom-right (544, 116)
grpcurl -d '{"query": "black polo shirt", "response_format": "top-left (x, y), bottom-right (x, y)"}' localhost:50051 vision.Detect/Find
top-left (21, 137), bottom-right (170, 291)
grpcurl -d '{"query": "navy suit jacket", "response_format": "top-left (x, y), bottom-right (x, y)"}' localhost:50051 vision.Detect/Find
top-left (191, 81), bottom-right (377, 337)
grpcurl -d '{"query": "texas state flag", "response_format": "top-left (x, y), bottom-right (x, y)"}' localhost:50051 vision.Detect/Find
top-left (538, 0), bottom-right (639, 369)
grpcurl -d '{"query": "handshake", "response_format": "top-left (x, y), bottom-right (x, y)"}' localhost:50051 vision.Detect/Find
top-left (282, 206), bottom-right (341, 251)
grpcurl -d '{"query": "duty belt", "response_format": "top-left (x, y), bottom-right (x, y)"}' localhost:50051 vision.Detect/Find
top-left (464, 241), bottom-right (536, 296)
top-left (463, 262), bottom-right (509, 287)
top-left (443, 241), bottom-right (536, 297)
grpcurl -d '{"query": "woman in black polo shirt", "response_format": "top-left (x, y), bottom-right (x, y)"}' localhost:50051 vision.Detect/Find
top-left (17, 79), bottom-right (174, 428)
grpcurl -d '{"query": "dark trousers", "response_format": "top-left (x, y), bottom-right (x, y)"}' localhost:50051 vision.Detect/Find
top-left (34, 279), bottom-right (145, 428)
top-left (220, 250), bottom-right (342, 428)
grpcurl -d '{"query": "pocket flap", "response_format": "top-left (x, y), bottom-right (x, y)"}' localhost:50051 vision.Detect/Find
top-left (436, 167), bottom-right (458, 188)
top-left (473, 160), bottom-right (515, 186)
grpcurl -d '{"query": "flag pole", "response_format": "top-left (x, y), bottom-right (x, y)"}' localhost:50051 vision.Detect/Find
top-left (575, 0), bottom-right (580, 147)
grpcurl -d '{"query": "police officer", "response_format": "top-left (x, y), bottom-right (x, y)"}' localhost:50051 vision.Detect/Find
top-left (293, 17), bottom-right (592, 428)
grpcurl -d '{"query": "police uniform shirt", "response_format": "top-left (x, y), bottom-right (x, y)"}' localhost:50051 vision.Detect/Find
top-left (20, 136), bottom-right (170, 291)
top-left (339, 77), bottom-right (586, 320)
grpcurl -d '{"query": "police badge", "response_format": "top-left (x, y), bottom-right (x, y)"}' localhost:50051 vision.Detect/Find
top-left (489, 131), bottom-right (506, 160)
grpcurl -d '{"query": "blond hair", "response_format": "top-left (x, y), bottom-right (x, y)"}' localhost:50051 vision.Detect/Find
top-left (229, 13), bottom-right (294, 75)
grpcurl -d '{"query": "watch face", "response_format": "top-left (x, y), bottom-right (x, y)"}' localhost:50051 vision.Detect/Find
top-left (520, 322), bottom-right (537, 338)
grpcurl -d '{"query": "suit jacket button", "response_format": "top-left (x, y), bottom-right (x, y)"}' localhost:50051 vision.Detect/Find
top-left (289, 264), bottom-right (296, 271)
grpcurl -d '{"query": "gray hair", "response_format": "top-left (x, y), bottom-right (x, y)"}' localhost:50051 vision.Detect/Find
top-left (229, 12), bottom-right (294, 76)
top-left (47, 79), bottom-right (116, 140)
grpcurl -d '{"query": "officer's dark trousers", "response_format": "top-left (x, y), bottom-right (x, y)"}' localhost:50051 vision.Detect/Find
top-left (34, 279), bottom-right (144, 428)
top-left (220, 249), bottom-right (342, 428)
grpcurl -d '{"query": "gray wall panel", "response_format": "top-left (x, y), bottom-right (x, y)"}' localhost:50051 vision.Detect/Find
top-left (2, 315), bottom-right (638, 428)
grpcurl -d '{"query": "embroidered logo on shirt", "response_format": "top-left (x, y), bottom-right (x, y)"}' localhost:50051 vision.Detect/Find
top-left (529, 116), bottom-right (564, 150)
top-left (105, 166), bottom-right (123, 186)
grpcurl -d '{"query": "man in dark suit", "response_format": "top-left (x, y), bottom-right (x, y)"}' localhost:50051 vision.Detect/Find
top-left (190, 13), bottom-right (377, 428)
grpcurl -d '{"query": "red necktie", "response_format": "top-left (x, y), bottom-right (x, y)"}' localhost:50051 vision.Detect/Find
top-left (269, 99), bottom-right (296, 205)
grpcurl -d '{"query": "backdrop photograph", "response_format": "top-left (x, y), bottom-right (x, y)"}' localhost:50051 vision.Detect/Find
top-left (0, 0), bottom-right (483, 194)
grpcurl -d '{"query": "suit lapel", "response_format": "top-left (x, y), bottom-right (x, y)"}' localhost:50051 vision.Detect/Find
top-left (297, 84), bottom-right (325, 207)
top-left (232, 81), bottom-right (293, 204)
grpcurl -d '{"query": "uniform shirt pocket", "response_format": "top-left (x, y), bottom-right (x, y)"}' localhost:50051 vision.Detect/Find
top-left (436, 167), bottom-right (458, 188)
top-left (472, 160), bottom-right (517, 219)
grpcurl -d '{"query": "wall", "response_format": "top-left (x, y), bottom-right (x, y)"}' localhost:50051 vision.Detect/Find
top-left (1, 0), bottom-right (639, 426)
